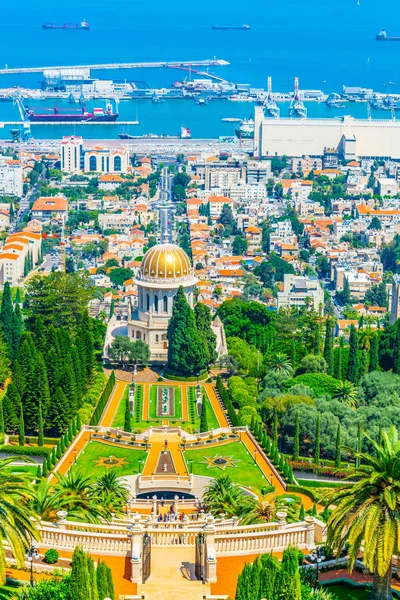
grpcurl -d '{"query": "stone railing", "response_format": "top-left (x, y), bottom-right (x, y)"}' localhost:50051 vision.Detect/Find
top-left (37, 512), bottom-right (317, 558)
top-left (136, 473), bottom-right (193, 490)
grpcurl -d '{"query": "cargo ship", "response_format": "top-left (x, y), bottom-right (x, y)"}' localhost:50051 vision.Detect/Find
top-left (376, 29), bottom-right (400, 41)
top-left (25, 103), bottom-right (118, 122)
top-left (212, 24), bottom-right (250, 30)
top-left (119, 126), bottom-right (191, 140)
top-left (42, 20), bottom-right (90, 30)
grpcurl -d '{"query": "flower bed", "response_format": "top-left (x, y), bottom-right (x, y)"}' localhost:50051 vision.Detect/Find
top-left (289, 460), bottom-right (349, 479)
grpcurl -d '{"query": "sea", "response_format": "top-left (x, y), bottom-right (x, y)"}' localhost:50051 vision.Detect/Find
top-left (0, 0), bottom-right (400, 139)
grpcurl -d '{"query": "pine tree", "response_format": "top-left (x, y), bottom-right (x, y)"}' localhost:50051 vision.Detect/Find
top-left (200, 400), bottom-right (208, 433)
top-left (23, 352), bottom-right (51, 430)
top-left (273, 410), bottom-right (279, 447)
top-left (0, 282), bottom-right (13, 354)
top-left (18, 404), bottom-right (25, 446)
top-left (334, 422), bottom-right (341, 468)
top-left (292, 411), bottom-right (300, 461)
top-left (369, 333), bottom-right (379, 372)
top-left (347, 325), bottom-right (359, 383)
top-left (123, 393), bottom-right (132, 433)
top-left (47, 388), bottom-right (72, 436)
top-left (37, 402), bottom-right (44, 447)
top-left (323, 318), bottom-right (334, 375)
top-left (314, 413), bottom-right (320, 465)
top-left (70, 547), bottom-right (90, 600)
top-left (3, 382), bottom-right (19, 431)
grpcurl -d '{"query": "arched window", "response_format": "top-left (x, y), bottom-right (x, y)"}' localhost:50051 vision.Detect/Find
top-left (114, 155), bottom-right (122, 171)
top-left (101, 156), bottom-right (105, 171)
top-left (155, 334), bottom-right (159, 343)
top-left (89, 155), bottom-right (97, 171)
top-left (154, 295), bottom-right (159, 312)
top-left (146, 294), bottom-right (150, 311)
top-left (163, 295), bottom-right (168, 312)
top-left (136, 331), bottom-right (141, 340)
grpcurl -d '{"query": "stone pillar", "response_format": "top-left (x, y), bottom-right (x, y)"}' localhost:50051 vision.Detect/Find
top-left (204, 514), bottom-right (217, 584)
top-left (304, 516), bottom-right (315, 549)
top-left (130, 513), bottom-right (144, 583)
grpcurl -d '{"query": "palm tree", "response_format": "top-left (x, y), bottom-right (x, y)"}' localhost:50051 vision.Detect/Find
top-left (54, 470), bottom-right (108, 523)
top-left (269, 352), bottom-right (293, 376)
top-left (0, 458), bottom-right (39, 583)
top-left (326, 427), bottom-right (400, 600)
top-left (90, 470), bottom-right (130, 517)
top-left (332, 380), bottom-right (358, 409)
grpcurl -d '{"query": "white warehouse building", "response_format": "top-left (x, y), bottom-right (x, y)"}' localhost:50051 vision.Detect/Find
top-left (253, 108), bottom-right (400, 159)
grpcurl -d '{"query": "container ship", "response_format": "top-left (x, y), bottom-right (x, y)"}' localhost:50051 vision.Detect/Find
top-left (212, 24), bottom-right (250, 30)
top-left (25, 103), bottom-right (118, 122)
top-left (376, 29), bottom-right (400, 41)
top-left (42, 20), bottom-right (90, 30)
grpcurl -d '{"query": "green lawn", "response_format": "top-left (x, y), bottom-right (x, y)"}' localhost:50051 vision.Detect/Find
top-left (73, 441), bottom-right (148, 477)
top-left (202, 390), bottom-right (220, 430)
top-left (184, 442), bottom-right (268, 493)
top-left (10, 465), bottom-right (38, 477)
top-left (111, 385), bottom-right (129, 429)
top-left (149, 386), bottom-right (183, 420)
top-left (323, 583), bottom-right (369, 599)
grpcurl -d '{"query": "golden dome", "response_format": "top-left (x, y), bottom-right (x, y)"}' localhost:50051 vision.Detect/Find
top-left (141, 243), bottom-right (192, 280)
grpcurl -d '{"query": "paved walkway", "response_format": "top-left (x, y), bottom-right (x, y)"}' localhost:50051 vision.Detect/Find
top-left (100, 380), bottom-right (128, 428)
top-left (137, 547), bottom-right (209, 600)
top-left (143, 433), bottom-right (188, 477)
top-left (203, 384), bottom-right (229, 428)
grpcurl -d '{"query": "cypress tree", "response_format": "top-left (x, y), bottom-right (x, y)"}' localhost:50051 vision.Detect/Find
top-left (276, 548), bottom-right (302, 600)
top-left (47, 388), bottom-right (73, 436)
top-left (265, 435), bottom-right (271, 454)
top-left (259, 554), bottom-right (280, 600)
top-left (23, 351), bottom-right (51, 430)
top-left (299, 504), bottom-right (305, 520)
top-left (18, 404), bottom-right (25, 446)
top-left (312, 503), bottom-right (317, 516)
top-left (87, 556), bottom-right (98, 600)
top-left (334, 336), bottom-right (343, 380)
top-left (369, 333), bottom-right (379, 372)
top-left (46, 454), bottom-right (52, 472)
top-left (70, 547), bottom-right (90, 600)
top-left (51, 446), bottom-right (56, 466)
top-left (273, 410), bottom-right (279, 447)
top-left (347, 325), bottom-right (359, 383)
top-left (343, 277), bottom-right (351, 304)
top-left (262, 430), bottom-right (267, 450)
top-left (37, 402), bottom-right (44, 447)
top-left (124, 392), bottom-right (132, 432)
top-left (200, 401), bottom-right (208, 433)
top-left (23, 255), bottom-right (28, 277)
top-left (167, 285), bottom-right (208, 377)
top-left (314, 413), bottom-right (320, 465)
top-left (105, 564), bottom-right (115, 600)
top-left (42, 461), bottom-right (48, 478)
top-left (96, 561), bottom-right (108, 600)
top-left (194, 302), bottom-right (217, 365)
top-left (323, 318), bottom-right (334, 375)
top-left (334, 422), bottom-right (341, 468)
top-left (359, 349), bottom-right (368, 380)
top-left (11, 301), bottom-right (23, 360)
top-left (56, 444), bottom-right (61, 460)
top-left (312, 323), bottom-right (321, 355)
top-left (36, 464), bottom-right (42, 480)
top-left (15, 288), bottom-right (21, 304)
top-left (0, 401), bottom-right (4, 436)
top-left (76, 412), bottom-right (82, 431)
top-left (250, 415), bottom-right (256, 432)
top-left (288, 464), bottom-right (294, 484)
top-left (292, 411), bottom-right (300, 461)
top-left (60, 435), bottom-right (66, 453)
top-left (0, 282), bottom-right (13, 354)
top-left (72, 419), bottom-right (77, 436)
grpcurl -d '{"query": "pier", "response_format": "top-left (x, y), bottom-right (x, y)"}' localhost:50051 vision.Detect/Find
top-left (0, 59), bottom-right (229, 76)
top-left (0, 121), bottom-right (140, 126)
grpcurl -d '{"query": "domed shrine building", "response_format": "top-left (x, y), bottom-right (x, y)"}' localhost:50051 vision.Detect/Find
top-left (128, 243), bottom-right (198, 360)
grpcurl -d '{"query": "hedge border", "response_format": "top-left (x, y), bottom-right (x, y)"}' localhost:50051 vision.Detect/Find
top-left (286, 484), bottom-right (317, 502)
top-left (163, 370), bottom-right (208, 382)
top-left (90, 371), bottom-right (116, 426)
top-left (0, 445), bottom-right (51, 456)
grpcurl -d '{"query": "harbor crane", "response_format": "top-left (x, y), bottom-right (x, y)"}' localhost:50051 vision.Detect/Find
top-left (11, 93), bottom-right (32, 141)
top-left (264, 77), bottom-right (279, 118)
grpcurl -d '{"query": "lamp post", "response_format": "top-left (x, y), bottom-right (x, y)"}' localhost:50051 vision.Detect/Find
top-left (187, 460), bottom-right (193, 474)
top-left (138, 459), bottom-right (143, 474)
top-left (310, 546), bottom-right (326, 589)
top-left (74, 449), bottom-right (77, 464)
top-left (253, 449), bottom-right (257, 465)
top-left (26, 542), bottom-right (39, 587)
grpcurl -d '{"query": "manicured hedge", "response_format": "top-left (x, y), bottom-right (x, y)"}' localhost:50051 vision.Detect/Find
top-left (0, 445), bottom-right (52, 456)
top-left (286, 484), bottom-right (317, 502)
top-left (90, 371), bottom-right (116, 426)
top-left (163, 370), bottom-right (208, 382)
top-left (8, 435), bottom-right (59, 445)
top-left (216, 375), bottom-right (239, 427)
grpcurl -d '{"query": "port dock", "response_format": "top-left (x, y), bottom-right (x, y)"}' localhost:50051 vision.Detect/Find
top-left (0, 59), bottom-right (229, 76)
top-left (0, 121), bottom-right (140, 126)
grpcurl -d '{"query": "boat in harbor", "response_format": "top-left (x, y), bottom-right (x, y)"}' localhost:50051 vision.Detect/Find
top-left (376, 30), bottom-right (400, 41)
top-left (234, 118), bottom-right (254, 139)
top-left (119, 126), bottom-right (191, 140)
top-left (42, 20), bottom-right (90, 30)
top-left (25, 103), bottom-right (118, 122)
top-left (212, 24), bottom-right (250, 30)
top-left (221, 117), bottom-right (242, 122)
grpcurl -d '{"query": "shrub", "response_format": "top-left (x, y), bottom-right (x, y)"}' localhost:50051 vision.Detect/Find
top-left (44, 549), bottom-right (59, 564)
top-left (0, 445), bottom-right (51, 456)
